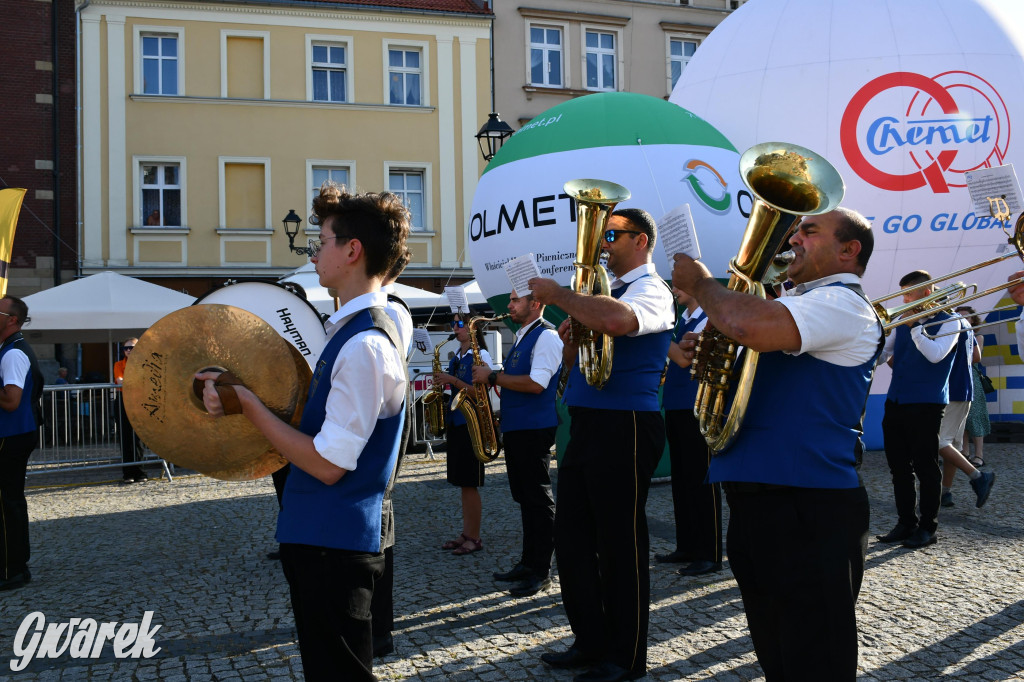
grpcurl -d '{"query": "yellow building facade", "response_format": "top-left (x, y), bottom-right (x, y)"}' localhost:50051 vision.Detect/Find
top-left (77, 0), bottom-right (492, 291)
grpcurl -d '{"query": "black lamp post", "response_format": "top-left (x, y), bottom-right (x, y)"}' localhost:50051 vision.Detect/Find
top-left (281, 209), bottom-right (312, 256)
top-left (475, 112), bottom-right (514, 162)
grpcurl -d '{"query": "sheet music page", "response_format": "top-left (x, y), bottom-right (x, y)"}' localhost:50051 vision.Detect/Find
top-left (504, 253), bottom-right (542, 296)
top-left (658, 203), bottom-right (702, 260)
top-left (412, 327), bottom-right (433, 355)
top-left (965, 165), bottom-right (1023, 216)
top-left (444, 286), bottom-right (469, 314)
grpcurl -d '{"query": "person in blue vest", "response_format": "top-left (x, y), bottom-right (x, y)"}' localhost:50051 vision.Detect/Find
top-left (198, 183), bottom-right (409, 681)
top-left (472, 288), bottom-right (563, 598)
top-left (529, 208), bottom-right (675, 682)
top-left (876, 270), bottom-right (975, 549)
top-left (672, 207), bottom-right (879, 681)
top-left (657, 286), bottom-right (723, 577)
top-left (0, 295), bottom-right (44, 592)
top-left (433, 312), bottom-right (494, 556)
top-left (936, 314), bottom-right (995, 508)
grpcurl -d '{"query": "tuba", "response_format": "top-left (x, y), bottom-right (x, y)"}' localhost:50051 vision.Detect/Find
top-left (692, 142), bottom-right (845, 453)
top-left (562, 179), bottom-right (631, 389)
top-left (452, 313), bottom-right (509, 463)
top-left (422, 333), bottom-right (456, 438)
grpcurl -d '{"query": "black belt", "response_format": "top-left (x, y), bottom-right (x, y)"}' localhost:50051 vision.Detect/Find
top-left (721, 481), bottom-right (798, 494)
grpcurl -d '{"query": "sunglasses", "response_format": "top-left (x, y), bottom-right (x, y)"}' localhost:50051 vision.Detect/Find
top-left (603, 229), bottom-right (643, 243)
top-left (124, 345), bottom-right (135, 352)
top-left (451, 320), bottom-right (465, 329)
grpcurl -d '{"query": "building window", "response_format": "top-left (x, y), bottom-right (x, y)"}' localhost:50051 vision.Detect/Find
top-left (670, 39), bottom-right (698, 89)
top-left (311, 166), bottom-right (351, 202)
top-left (388, 49), bottom-right (422, 105)
top-left (529, 26), bottom-right (563, 87)
top-left (312, 43), bottom-right (347, 102)
top-left (141, 35), bottom-right (178, 95)
top-left (389, 170), bottom-right (425, 231)
top-left (585, 30), bottom-right (616, 91)
top-left (140, 163), bottom-right (181, 227)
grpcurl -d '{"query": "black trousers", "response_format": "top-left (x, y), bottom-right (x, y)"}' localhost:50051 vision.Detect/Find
top-left (726, 485), bottom-right (869, 681)
top-left (0, 430), bottom-right (37, 580)
top-left (881, 401), bottom-right (944, 534)
top-left (503, 427), bottom-right (557, 576)
top-left (664, 409), bottom-right (722, 563)
top-left (371, 544), bottom-right (394, 637)
top-left (555, 408), bottom-right (663, 675)
top-left (117, 395), bottom-right (144, 480)
top-left (281, 543), bottom-right (383, 682)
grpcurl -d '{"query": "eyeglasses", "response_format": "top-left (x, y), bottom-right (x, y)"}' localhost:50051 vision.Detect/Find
top-left (451, 320), bottom-right (465, 329)
top-left (307, 234), bottom-right (351, 258)
top-left (603, 229), bottom-right (643, 243)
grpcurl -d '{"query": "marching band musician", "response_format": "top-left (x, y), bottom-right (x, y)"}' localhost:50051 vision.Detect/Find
top-left (433, 312), bottom-right (494, 556)
top-left (530, 208), bottom-right (674, 682)
top-left (198, 184), bottom-right (409, 681)
top-left (671, 207), bottom-right (878, 681)
top-left (472, 288), bottom-right (562, 598)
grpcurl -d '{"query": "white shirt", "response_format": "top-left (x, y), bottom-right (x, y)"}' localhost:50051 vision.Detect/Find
top-left (609, 263), bottom-right (676, 336)
top-left (313, 291), bottom-right (408, 472)
top-left (680, 304), bottom-right (708, 334)
top-left (1017, 310), bottom-right (1024, 353)
top-left (451, 345), bottom-right (495, 375)
top-left (778, 273), bottom-right (881, 367)
top-left (0, 347), bottom-right (29, 389)
top-left (510, 318), bottom-right (563, 388)
top-left (878, 308), bottom-right (959, 366)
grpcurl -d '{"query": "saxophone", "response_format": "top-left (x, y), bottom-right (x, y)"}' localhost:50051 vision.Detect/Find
top-left (452, 313), bottom-right (510, 463)
top-left (422, 333), bottom-right (455, 438)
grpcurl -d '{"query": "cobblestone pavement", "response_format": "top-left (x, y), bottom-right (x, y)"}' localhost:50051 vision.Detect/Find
top-left (3, 444), bottom-right (1024, 680)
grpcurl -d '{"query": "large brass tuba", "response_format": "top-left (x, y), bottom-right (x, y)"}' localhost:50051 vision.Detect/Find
top-left (692, 142), bottom-right (845, 452)
top-left (422, 333), bottom-right (455, 438)
top-left (563, 179), bottom-right (631, 389)
top-left (452, 313), bottom-right (510, 463)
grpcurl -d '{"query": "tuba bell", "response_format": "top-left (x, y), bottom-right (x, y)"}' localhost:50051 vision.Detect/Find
top-left (562, 179), bottom-right (631, 389)
top-left (451, 313), bottom-right (510, 463)
top-left (691, 142), bottom-right (845, 453)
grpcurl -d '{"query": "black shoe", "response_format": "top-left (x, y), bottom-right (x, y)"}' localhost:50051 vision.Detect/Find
top-left (135, 475), bottom-right (149, 483)
top-left (971, 471), bottom-right (996, 508)
top-left (493, 562), bottom-right (533, 582)
top-left (678, 560), bottom-right (723, 576)
top-left (509, 574), bottom-right (552, 597)
top-left (876, 523), bottom-right (917, 543)
top-left (654, 550), bottom-right (695, 564)
top-left (541, 647), bottom-right (599, 669)
top-left (0, 569), bottom-right (31, 592)
top-left (574, 662), bottom-right (644, 682)
top-left (902, 528), bottom-right (937, 549)
top-left (372, 632), bottom-right (394, 658)
top-left (266, 550), bottom-right (281, 560)
top-left (120, 478), bottom-right (135, 485)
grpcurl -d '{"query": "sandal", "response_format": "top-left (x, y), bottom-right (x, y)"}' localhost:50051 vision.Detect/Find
top-left (452, 536), bottom-right (483, 555)
top-left (970, 457), bottom-right (985, 468)
top-left (441, 533), bottom-right (468, 550)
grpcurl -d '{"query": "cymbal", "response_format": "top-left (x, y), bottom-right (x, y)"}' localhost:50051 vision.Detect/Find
top-left (123, 304), bottom-right (312, 481)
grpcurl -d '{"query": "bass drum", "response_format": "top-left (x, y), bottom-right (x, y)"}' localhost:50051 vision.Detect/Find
top-left (195, 280), bottom-right (327, 369)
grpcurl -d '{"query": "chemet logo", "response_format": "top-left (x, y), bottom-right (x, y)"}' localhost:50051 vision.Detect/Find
top-left (681, 159), bottom-right (731, 213)
top-left (840, 71), bottom-right (1010, 194)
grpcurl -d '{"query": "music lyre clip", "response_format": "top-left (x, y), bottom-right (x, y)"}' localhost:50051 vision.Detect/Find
top-left (987, 195), bottom-right (1011, 225)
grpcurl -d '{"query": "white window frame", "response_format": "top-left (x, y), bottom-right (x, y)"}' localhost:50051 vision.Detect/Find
top-left (305, 34), bottom-right (354, 103)
top-left (525, 20), bottom-right (569, 88)
top-left (306, 160), bottom-right (357, 232)
top-left (132, 26), bottom-right (184, 95)
top-left (384, 162), bottom-right (432, 234)
top-left (220, 30), bottom-right (271, 99)
top-left (132, 155), bottom-right (187, 230)
top-left (666, 34), bottom-right (700, 94)
top-left (581, 26), bottom-right (622, 92)
top-left (218, 156), bottom-right (272, 231)
top-left (382, 39), bottom-right (430, 107)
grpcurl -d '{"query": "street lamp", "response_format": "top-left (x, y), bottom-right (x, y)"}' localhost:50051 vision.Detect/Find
top-left (475, 112), bottom-right (515, 162)
top-left (281, 209), bottom-right (312, 256)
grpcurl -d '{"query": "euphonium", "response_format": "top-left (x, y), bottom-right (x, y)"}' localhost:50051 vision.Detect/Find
top-left (452, 313), bottom-right (509, 463)
top-left (422, 333), bottom-right (455, 438)
top-left (562, 179), bottom-right (631, 389)
top-left (692, 142), bottom-right (845, 452)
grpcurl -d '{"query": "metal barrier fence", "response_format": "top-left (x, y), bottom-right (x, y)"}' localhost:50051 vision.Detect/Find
top-left (407, 376), bottom-right (445, 458)
top-left (30, 384), bottom-right (172, 479)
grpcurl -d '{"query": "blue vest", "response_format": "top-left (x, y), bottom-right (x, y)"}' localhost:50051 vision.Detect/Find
top-left (563, 277), bottom-right (673, 411)
top-left (447, 348), bottom-right (475, 427)
top-left (0, 334), bottom-right (41, 437)
top-left (887, 311), bottom-right (956, 405)
top-left (277, 308), bottom-right (405, 553)
top-left (662, 309), bottom-right (707, 411)
top-left (500, 320), bottom-right (559, 433)
top-left (947, 324), bottom-right (974, 403)
top-left (709, 283), bottom-right (881, 488)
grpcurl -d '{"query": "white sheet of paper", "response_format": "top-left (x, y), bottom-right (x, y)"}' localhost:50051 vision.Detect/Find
top-left (965, 164), bottom-right (1023, 217)
top-left (658, 203), bottom-right (702, 260)
top-left (444, 286), bottom-right (469, 314)
top-left (504, 253), bottom-right (542, 296)
top-left (412, 327), bottom-right (433, 355)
